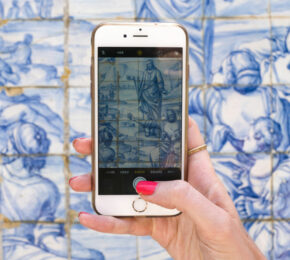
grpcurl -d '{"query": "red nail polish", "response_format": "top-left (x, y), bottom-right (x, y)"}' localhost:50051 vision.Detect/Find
top-left (136, 181), bottom-right (158, 195)
top-left (78, 212), bottom-right (89, 217)
top-left (72, 137), bottom-right (87, 146)
top-left (68, 176), bottom-right (78, 185)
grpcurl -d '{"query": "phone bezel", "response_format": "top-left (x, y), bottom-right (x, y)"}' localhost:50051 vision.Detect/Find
top-left (91, 22), bottom-right (189, 216)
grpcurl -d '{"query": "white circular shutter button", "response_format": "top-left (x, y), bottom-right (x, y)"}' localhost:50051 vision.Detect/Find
top-left (132, 197), bottom-right (147, 212)
top-left (133, 177), bottom-right (147, 190)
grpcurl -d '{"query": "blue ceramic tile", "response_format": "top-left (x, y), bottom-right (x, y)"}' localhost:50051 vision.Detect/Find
top-left (0, 88), bottom-right (64, 154)
top-left (273, 221), bottom-right (290, 259)
top-left (71, 224), bottom-right (137, 260)
top-left (70, 0), bottom-right (135, 19)
top-left (138, 236), bottom-right (172, 260)
top-left (209, 19), bottom-right (271, 85)
top-left (271, 19), bottom-right (290, 85)
top-left (1, 156), bottom-right (65, 221)
top-left (188, 87), bottom-right (205, 136)
top-left (243, 221), bottom-right (273, 259)
top-left (0, 21), bottom-right (64, 87)
top-left (273, 154), bottom-right (290, 219)
top-left (136, 0), bottom-right (203, 19)
top-left (271, 0), bottom-right (290, 16)
top-left (272, 86), bottom-right (290, 152)
top-left (177, 19), bottom-right (205, 85)
top-left (69, 155), bottom-right (95, 215)
top-left (69, 88), bottom-right (90, 152)
top-left (68, 20), bottom-right (97, 87)
top-left (119, 121), bottom-right (139, 141)
top-left (204, 86), bottom-right (273, 153)
top-left (212, 154), bottom-right (272, 219)
top-left (214, 0), bottom-right (269, 17)
top-left (3, 223), bottom-right (68, 259)
top-left (0, 0), bottom-right (64, 19)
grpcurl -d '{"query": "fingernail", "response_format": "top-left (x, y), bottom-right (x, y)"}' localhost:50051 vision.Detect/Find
top-left (78, 212), bottom-right (89, 218)
top-left (72, 138), bottom-right (87, 146)
top-left (136, 181), bottom-right (158, 195)
top-left (68, 176), bottom-right (78, 185)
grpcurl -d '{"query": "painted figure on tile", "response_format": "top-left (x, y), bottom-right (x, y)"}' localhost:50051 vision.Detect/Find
top-left (189, 50), bottom-right (289, 152)
top-left (4, 0), bottom-right (53, 19)
top-left (1, 122), bottom-right (103, 259)
top-left (137, 59), bottom-right (167, 120)
top-left (214, 116), bottom-right (290, 221)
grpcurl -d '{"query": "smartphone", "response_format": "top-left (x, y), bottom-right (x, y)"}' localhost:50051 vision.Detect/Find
top-left (91, 22), bottom-right (188, 216)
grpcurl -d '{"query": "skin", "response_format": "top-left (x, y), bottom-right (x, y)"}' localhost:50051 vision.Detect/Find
top-left (70, 117), bottom-right (266, 260)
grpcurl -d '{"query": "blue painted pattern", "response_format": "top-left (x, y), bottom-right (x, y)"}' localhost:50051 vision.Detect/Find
top-left (0, 0), bottom-right (289, 259)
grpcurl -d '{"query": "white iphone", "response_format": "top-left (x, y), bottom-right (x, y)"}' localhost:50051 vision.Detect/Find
top-left (91, 22), bottom-right (188, 216)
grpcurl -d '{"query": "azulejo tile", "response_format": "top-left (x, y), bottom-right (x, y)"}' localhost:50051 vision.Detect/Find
top-left (243, 221), bottom-right (273, 259)
top-left (204, 86), bottom-right (274, 153)
top-left (188, 87), bottom-right (205, 137)
top-left (136, 0), bottom-right (203, 19)
top-left (213, 0), bottom-right (269, 17)
top-left (271, 0), bottom-right (290, 16)
top-left (271, 19), bottom-right (290, 85)
top-left (0, 0), bottom-right (64, 19)
top-left (69, 155), bottom-right (95, 215)
top-left (1, 156), bottom-right (65, 221)
top-left (0, 21), bottom-right (64, 87)
top-left (272, 86), bottom-right (290, 152)
top-left (69, 88), bottom-right (90, 152)
top-left (273, 221), bottom-right (290, 259)
top-left (138, 236), bottom-right (172, 260)
top-left (273, 154), bottom-right (290, 219)
top-left (71, 224), bottom-right (137, 260)
top-left (209, 19), bottom-right (271, 85)
top-left (68, 20), bottom-right (98, 87)
top-left (0, 88), bottom-right (64, 154)
top-left (212, 154), bottom-right (272, 219)
top-left (2, 223), bottom-right (68, 259)
top-left (70, 0), bottom-right (135, 19)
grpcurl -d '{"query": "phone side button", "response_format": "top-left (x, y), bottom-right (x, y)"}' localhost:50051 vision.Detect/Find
top-left (132, 197), bottom-right (147, 213)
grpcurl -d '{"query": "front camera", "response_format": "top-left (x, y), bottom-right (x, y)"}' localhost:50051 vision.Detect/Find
top-left (139, 28), bottom-right (142, 31)
top-left (123, 34), bottom-right (127, 38)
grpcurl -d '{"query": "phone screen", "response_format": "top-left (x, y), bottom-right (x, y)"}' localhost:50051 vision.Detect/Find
top-left (98, 47), bottom-right (183, 195)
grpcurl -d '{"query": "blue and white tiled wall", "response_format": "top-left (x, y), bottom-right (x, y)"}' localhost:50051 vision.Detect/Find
top-left (0, 0), bottom-right (289, 259)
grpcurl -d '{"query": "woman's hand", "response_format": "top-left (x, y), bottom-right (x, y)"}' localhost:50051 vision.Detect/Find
top-left (69, 117), bottom-right (265, 260)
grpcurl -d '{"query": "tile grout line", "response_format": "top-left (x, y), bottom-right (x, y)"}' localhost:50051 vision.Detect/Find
top-left (63, 0), bottom-right (72, 259)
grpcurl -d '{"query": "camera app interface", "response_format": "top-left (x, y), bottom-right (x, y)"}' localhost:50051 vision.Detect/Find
top-left (98, 47), bottom-right (182, 194)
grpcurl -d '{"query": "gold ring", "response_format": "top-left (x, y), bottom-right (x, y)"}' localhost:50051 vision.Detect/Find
top-left (188, 144), bottom-right (207, 156)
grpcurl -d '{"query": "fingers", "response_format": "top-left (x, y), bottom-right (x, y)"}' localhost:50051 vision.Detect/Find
top-left (137, 180), bottom-right (227, 231)
top-left (187, 117), bottom-right (237, 215)
top-left (69, 173), bottom-right (92, 192)
top-left (73, 138), bottom-right (92, 155)
top-left (78, 213), bottom-right (152, 236)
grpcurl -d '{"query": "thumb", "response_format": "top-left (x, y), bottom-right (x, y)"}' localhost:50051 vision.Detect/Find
top-left (136, 180), bottom-right (228, 230)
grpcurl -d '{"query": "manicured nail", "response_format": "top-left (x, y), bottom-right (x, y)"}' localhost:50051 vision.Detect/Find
top-left (68, 176), bottom-right (78, 185)
top-left (78, 212), bottom-right (89, 218)
top-left (72, 137), bottom-right (87, 146)
top-left (136, 181), bottom-right (158, 195)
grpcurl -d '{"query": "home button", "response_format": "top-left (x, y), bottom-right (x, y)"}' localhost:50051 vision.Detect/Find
top-left (132, 197), bottom-right (147, 212)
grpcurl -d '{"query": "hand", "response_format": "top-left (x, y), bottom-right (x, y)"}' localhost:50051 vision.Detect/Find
top-left (70, 117), bottom-right (265, 260)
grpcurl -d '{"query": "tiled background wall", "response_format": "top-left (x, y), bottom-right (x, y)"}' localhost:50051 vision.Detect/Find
top-left (0, 0), bottom-right (289, 259)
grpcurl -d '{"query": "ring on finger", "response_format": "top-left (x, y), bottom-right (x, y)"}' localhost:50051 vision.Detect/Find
top-left (188, 144), bottom-right (207, 156)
